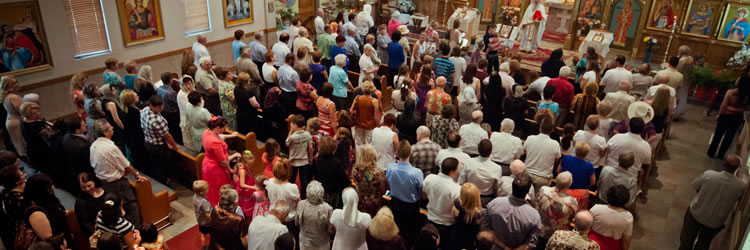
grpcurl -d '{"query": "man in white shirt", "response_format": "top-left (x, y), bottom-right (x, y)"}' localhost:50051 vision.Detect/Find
top-left (601, 55), bottom-right (633, 93)
top-left (524, 75), bottom-right (550, 99)
top-left (192, 34), bottom-right (210, 67)
top-left (314, 8), bottom-right (325, 38)
top-left (606, 117), bottom-right (652, 184)
top-left (497, 160), bottom-right (536, 201)
top-left (373, 114), bottom-right (399, 170)
top-left (247, 200), bottom-right (290, 250)
top-left (423, 157), bottom-right (461, 248)
top-left (573, 115), bottom-right (607, 166)
top-left (463, 140), bottom-right (504, 206)
top-left (436, 132), bottom-right (471, 183)
top-left (272, 33), bottom-right (292, 68)
top-left (459, 110), bottom-right (489, 157)
top-left (602, 80), bottom-right (635, 122)
top-left (284, 19), bottom-right (301, 49)
top-left (90, 119), bottom-right (146, 226)
top-left (522, 115), bottom-right (561, 191)
top-left (644, 74), bottom-right (676, 110)
top-left (655, 56), bottom-right (684, 90)
top-left (490, 119), bottom-right (523, 171)
top-left (498, 62), bottom-right (516, 97)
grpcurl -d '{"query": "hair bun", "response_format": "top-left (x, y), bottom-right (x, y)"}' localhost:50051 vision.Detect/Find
top-left (104, 200), bottom-right (115, 206)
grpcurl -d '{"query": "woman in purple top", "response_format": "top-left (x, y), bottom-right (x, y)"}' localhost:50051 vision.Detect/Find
top-left (415, 65), bottom-right (433, 115)
top-left (309, 50), bottom-right (328, 93)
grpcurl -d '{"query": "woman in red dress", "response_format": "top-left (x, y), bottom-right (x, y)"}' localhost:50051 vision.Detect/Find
top-left (201, 117), bottom-right (241, 205)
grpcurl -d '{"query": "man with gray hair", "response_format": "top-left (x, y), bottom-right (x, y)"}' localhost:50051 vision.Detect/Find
top-left (293, 28), bottom-right (314, 64)
top-left (192, 34), bottom-right (210, 67)
top-left (247, 200), bottom-right (290, 250)
top-left (644, 73), bottom-right (676, 110)
top-left (497, 62), bottom-right (516, 96)
top-left (314, 8), bottom-right (325, 38)
top-left (235, 46), bottom-right (262, 83)
top-left (249, 32), bottom-right (268, 73)
top-left (209, 188), bottom-right (246, 249)
top-left (536, 171), bottom-right (578, 245)
top-left (602, 80), bottom-right (635, 122)
top-left (194, 56), bottom-right (222, 115)
top-left (597, 152), bottom-right (638, 207)
top-left (497, 160), bottom-right (536, 200)
top-left (458, 110), bottom-right (488, 157)
top-left (89, 119), bottom-right (145, 226)
top-left (546, 211), bottom-right (600, 249)
top-left (546, 66), bottom-right (575, 125)
top-left (410, 126), bottom-right (441, 177)
top-left (490, 119), bottom-right (523, 175)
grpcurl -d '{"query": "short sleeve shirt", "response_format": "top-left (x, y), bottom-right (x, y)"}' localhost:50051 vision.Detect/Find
top-left (434, 57), bottom-right (456, 86)
top-left (560, 155), bottom-right (595, 189)
top-left (523, 134), bottom-right (561, 178)
top-left (140, 106), bottom-right (169, 145)
top-left (329, 66), bottom-right (349, 98)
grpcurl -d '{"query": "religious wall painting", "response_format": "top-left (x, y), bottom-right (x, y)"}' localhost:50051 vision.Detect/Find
top-left (480, 0), bottom-right (497, 22)
top-left (682, 1), bottom-right (720, 38)
top-left (498, 6), bottom-right (521, 26)
top-left (117, 0), bottom-right (165, 47)
top-left (0, 0), bottom-right (51, 76)
top-left (647, 0), bottom-right (682, 31)
top-left (608, 0), bottom-right (641, 49)
top-left (223, 0), bottom-right (254, 27)
top-left (576, 0), bottom-right (603, 38)
top-left (718, 3), bottom-right (750, 43)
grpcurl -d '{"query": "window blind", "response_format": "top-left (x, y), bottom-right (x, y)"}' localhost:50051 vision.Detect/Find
top-left (182, 0), bottom-right (211, 36)
top-left (63, 0), bottom-right (111, 59)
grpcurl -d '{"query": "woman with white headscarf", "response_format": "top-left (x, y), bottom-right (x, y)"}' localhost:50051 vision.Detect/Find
top-left (296, 181), bottom-right (333, 250)
top-left (134, 65), bottom-right (156, 108)
top-left (331, 187), bottom-right (372, 250)
top-left (177, 75), bottom-right (194, 150)
top-left (359, 44), bottom-right (380, 86)
top-left (458, 86), bottom-right (481, 125)
top-left (356, 4), bottom-right (375, 38)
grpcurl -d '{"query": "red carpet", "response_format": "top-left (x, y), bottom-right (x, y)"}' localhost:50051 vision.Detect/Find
top-left (165, 225), bottom-right (204, 249)
top-left (542, 31), bottom-right (567, 43)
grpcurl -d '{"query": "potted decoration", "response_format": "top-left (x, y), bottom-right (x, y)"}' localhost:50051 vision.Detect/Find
top-left (276, 8), bottom-right (297, 30)
top-left (691, 65), bottom-right (736, 101)
top-left (643, 36), bottom-right (658, 64)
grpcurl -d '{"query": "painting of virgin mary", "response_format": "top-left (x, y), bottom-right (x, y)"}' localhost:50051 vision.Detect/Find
top-left (117, 0), bottom-right (165, 46)
top-left (718, 4), bottom-right (750, 43)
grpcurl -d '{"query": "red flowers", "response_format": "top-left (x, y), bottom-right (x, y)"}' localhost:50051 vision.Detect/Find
top-left (533, 10), bottom-right (543, 21)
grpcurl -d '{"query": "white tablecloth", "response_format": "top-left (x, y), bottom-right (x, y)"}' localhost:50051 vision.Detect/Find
top-left (578, 30), bottom-right (614, 58)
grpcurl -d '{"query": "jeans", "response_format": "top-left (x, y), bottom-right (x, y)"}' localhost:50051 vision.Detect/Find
top-left (144, 142), bottom-right (172, 184)
top-left (679, 208), bottom-right (722, 250)
top-left (487, 52), bottom-right (499, 73)
top-left (707, 113), bottom-right (743, 158)
top-left (103, 177), bottom-right (142, 227)
top-left (290, 164), bottom-right (313, 199)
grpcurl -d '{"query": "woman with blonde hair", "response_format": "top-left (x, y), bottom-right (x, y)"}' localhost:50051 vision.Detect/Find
top-left (351, 145), bottom-right (386, 216)
top-left (366, 206), bottom-right (406, 250)
top-left (649, 86), bottom-right (672, 149)
top-left (572, 81), bottom-right (600, 129)
top-left (70, 72), bottom-right (88, 120)
top-left (20, 102), bottom-right (51, 171)
top-left (120, 90), bottom-right (148, 169)
top-left (450, 183), bottom-right (485, 249)
top-left (266, 157), bottom-right (301, 223)
top-left (1, 76), bottom-right (24, 157)
top-left (350, 81), bottom-right (382, 146)
top-left (331, 187), bottom-right (372, 250)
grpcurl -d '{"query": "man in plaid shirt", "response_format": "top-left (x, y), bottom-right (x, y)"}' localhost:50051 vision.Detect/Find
top-left (410, 126), bottom-right (441, 178)
top-left (141, 95), bottom-right (179, 184)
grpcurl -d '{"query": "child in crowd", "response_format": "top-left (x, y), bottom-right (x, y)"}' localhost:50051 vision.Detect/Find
top-left (308, 117), bottom-right (325, 159)
top-left (538, 84), bottom-right (560, 117)
top-left (135, 224), bottom-right (164, 250)
top-left (235, 151), bottom-right (258, 220)
top-left (192, 180), bottom-right (211, 249)
top-left (592, 101), bottom-right (614, 141)
top-left (252, 175), bottom-right (271, 219)
top-left (220, 184), bottom-right (245, 218)
top-left (262, 138), bottom-right (282, 178)
top-left (287, 114), bottom-right (314, 199)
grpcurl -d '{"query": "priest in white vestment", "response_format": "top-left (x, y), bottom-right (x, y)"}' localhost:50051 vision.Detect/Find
top-left (519, 0), bottom-right (547, 53)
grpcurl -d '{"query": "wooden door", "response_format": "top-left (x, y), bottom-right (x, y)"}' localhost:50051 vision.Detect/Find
top-left (299, 0), bottom-right (315, 22)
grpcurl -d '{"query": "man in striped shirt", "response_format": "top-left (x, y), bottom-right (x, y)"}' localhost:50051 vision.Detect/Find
top-left (433, 43), bottom-right (456, 95)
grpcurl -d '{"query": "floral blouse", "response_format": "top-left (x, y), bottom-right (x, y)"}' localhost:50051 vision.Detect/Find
top-left (536, 186), bottom-right (578, 238)
top-left (72, 89), bottom-right (86, 120)
top-left (352, 166), bottom-right (386, 216)
top-left (219, 80), bottom-right (237, 130)
top-left (430, 115), bottom-right (459, 149)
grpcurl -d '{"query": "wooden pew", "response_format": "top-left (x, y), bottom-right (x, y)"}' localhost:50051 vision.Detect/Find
top-left (130, 178), bottom-right (172, 230)
top-left (174, 148), bottom-right (204, 180)
top-left (66, 210), bottom-right (89, 250)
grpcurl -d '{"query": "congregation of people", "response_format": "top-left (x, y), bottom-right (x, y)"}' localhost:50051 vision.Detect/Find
top-left (0, 5), bottom-right (747, 250)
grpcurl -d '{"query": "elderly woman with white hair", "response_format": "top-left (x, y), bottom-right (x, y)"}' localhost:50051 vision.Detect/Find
top-left (359, 44), bottom-right (381, 86)
top-left (535, 171), bottom-right (578, 243)
top-left (209, 188), bottom-right (247, 250)
top-left (329, 54), bottom-right (354, 109)
top-left (458, 86), bottom-right (481, 125)
top-left (296, 180), bottom-right (333, 250)
top-left (331, 187), bottom-right (372, 250)
top-left (366, 206), bottom-right (406, 249)
top-left (294, 28), bottom-right (314, 65)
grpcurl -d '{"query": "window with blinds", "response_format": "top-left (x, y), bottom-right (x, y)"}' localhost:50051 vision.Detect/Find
top-left (182, 0), bottom-right (211, 36)
top-left (63, 0), bottom-right (111, 59)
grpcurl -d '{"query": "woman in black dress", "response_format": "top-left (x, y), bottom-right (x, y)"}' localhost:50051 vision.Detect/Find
top-left (503, 84), bottom-right (529, 135)
top-left (23, 174), bottom-right (71, 245)
top-left (396, 98), bottom-right (420, 144)
top-left (234, 72), bottom-right (262, 135)
top-left (482, 72), bottom-right (506, 131)
top-left (74, 172), bottom-right (107, 237)
top-left (120, 90), bottom-right (148, 170)
top-left (100, 84), bottom-right (126, 151)
top-left (20, 102), bottom-right (51, 172)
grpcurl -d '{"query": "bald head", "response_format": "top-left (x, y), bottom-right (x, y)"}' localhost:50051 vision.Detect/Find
top-left (472, 110), bottom-right (483, 124)
top-left (725, 154), bottom-right (741, 172)
top-left (619, 80), bottom-right (631, 91)
top-left (197, 34), bottom-right (207, 44)
top-left (436, 77), bottom-right (447, 88)
top-left (574, 211), bottom-right (594, 234)
top-left (317, 8), bottom-right (324, 16)
top-left (510, 160), bottom-right (525, 176)
top-left (655, 74), bottom-right (670, 85)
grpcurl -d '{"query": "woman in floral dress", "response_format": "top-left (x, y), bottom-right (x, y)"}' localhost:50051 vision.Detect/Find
top-left (351, 145), bottom-right (387, 216)
top-left (70, 72), bottom-right (87, 120)
top-left (216, 67), bottom-right (237, 131)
